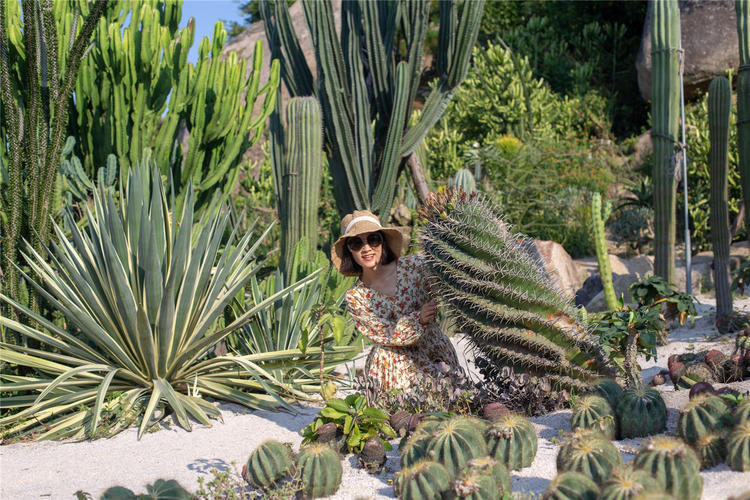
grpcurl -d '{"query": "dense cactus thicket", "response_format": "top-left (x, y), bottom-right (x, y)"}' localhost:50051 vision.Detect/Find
top-left (418, 189), bottom-right (615, 393)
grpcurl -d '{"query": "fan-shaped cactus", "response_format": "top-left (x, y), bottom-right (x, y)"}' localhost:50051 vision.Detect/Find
top-left (599, 464), bottom-right (664, 500)
top-left (556, 429), bottom-right (623, 485)
top-left (676, 394), bottom-right (732, 445)
top-left (733, 398), bottom-right (750, 424)
top-left (418, 189), bottom-right (615, 393)
top-left (426, 417), bottom-right (489, 477)
top-left (616, 386), bottom-right (667, 438)
top-left (633, 436), bottom-right (703, 500)
top-left (571, 394), bottom-right (616, 439)
top-left (693, 431), bottom-right (726, 469)
top-left (394, 459), bottom-right (452, 500)
top-left (486, 413), bottom-right (538, 470)
top-left (296, 444), bottom-right (342, 499)
top-left (542, 471), bottom-right (600, 500)
top-left (464, 456), bottom-right (511, 496)
top-left (243, 440), bottom-right (293, 489)
top-left (727, 420), bottom-right (750, 471)
top-left (596, 379), bottom-right (625, 410)
top-left (449, 168), bottom-right (477, 193)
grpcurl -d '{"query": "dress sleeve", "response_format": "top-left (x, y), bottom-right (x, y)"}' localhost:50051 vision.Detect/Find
top-left (346, 288), bottom-right (425, 347)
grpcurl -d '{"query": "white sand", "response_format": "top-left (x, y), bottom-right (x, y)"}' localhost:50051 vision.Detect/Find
top-left (2, 294), bottom-right (750, 499)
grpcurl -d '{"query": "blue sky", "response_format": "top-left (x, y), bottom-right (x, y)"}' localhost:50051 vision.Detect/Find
top-left (179, 0), bottom-right (246, 63)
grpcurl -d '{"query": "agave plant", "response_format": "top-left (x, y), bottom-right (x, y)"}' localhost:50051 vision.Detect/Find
top-left (0, 164), bottom-right (346, 440)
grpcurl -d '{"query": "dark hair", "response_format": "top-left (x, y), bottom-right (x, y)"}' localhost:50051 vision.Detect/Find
top-left (339, 230), bottom-right (396, 276)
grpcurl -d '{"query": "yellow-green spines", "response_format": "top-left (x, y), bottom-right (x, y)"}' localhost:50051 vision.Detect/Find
top-left (733, 397), bottom-right (750, 424)
top-left (244, 440), bottom-right (293, 489)
top-left (571, 394), bottom-right (616, 439)
top-left (633, 436), bottom-right (703, 500)
top-left (296, 443), bottom-right (342, 499)
top-left (556, 429), bottom-right (623, 485)
top-left (616, 386), bottom-right (667, 438)
top-left (542, 471), bottom-right (600, 500)
top-left (692, 431), bottom-right (727, 469)
top-left (486, 413), bottom-right (537, 470)
top-left (596, 379), bottom-right (625, 411)
top-left (394, 459), bottom-right (451, 500)
top-left (599, 464), bottom-right (664, 500)
top-left (426, 417), bottom-right (489, 477)
top-left (676, 394), bottom-right (732, 444)
top-left (727, 420), bottom-right (750, 471)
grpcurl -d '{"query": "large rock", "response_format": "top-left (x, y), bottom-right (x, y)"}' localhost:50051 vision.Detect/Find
top-left (532, 240), bottom-right (581, 300)
top-left (636, 0), bottom-right (739, 101)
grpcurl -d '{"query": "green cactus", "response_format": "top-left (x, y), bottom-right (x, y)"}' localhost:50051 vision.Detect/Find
top-left (692, 431), bottom-right (727, 469)
top-left (394, 459), bottom-right (452, 500)
top-left (651, 0), bottom-right (682, 283)
top-left (271, 96), bottom-right (324, 274)
top-left (676, 394), bottom-right (732, 445)
top-left (633, 436), bottom-right (703, 500)
top-left (486, 413), bottom-right (538, 471)
top-left (727, 420), bottom-right (750, 471)
top-left (243, 440), bottom-right (294, 489)
top-left (400, 428), bottom-right (433, 470)
top-left (296, 443), bottom-right (343, 498)
top-left (542, 471), bottom-right (600, 500)
top-left (708, 76), bottom-right (733, 320)
top-left (596, 379), bottom-right (625, 411)
top-left (464, 456), bottom-right (512, 496)
top-left (449, 169), bottom-right (477, 194)
top-left (737, 0), bottom-right (750, 246)
top-left (599, 464), bottom-right (664, 500)
top-left (101, 479), bottom-right (192, 500)
top-left (425, 416), bottom-right (489, 477)
top-left (733, 397), bottom-right (750, 424)
top-left (417, 189), bottom-right (616, 394)
top-left (592, 193), bottom-right (617, 311)
top-left (261, 0), bottom-right (486, 218)
top-left (570, 394), bottom-right (616, 440)
top-left (444, 461), bottom-right (506, 500)
top-left (616, 386), bottom-right (667, 438)
top-left (556, 429), bottom-right (623, 485)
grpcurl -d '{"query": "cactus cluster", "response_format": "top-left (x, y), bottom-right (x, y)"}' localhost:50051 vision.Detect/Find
top-left (599, 464), bottom-right (664, 500)
top-left (676, 394), bottom-right (732, 445)
top-left (570, 394), bottom-right (616, 439)
top-left (417, 189), bottom-right (615, 394)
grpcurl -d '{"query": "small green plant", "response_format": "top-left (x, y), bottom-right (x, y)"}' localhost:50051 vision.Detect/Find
top-left (195, 461), bottom-right (303, 500)
top-left (301, 393), bottom-right (396, 454)
top-left (100, 479), bottom-right (192, 499)
top-left (731, 258), bottom-right (750, 295)
top-left (629, 275), bottom-right (699, 324)
top-left (592, 305), bottom-right (663, 374)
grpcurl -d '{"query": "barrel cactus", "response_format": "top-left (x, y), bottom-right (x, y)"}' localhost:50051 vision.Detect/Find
top-left (733, 397), bottom-right (750, 424)
top-left (426, 417), bottom-right (489, 477)
top-left (727, 420), bottom-right (750, 471)
top-left (449, 168), bottom-right (477, 193)
top-left (616, 386), bottom-right (667, 438)
top-left (693, 431), bottom-right (727, 469)
top-left (556, 429), bottom-right (623, 485)
top-left (445, 464), bottom-right (502, 500)
top-left (542, 471), bottom-right (600, 500)
top-left (633, 436), bottom-right (703, 500)
top-left (571, 394), bottom-right (616, 439)
top-left (676, 394), bottom-right (732, 445)
top-left (464, 456), bottom-right (512, 496)
top-left (394, 459), bottom-right (452, 500)
top-left (418, 189), bottom-right (615, 394)
top-left (596, 379), bottom-right (625, 410)
top-left (486, 413), bottom-right (538, 470)
top-left (296, 444), bottom-right (343, 499)
top-left (243, 440), bottom-right (293, 489)
top-left (599, 464), bottom-right (664, 500)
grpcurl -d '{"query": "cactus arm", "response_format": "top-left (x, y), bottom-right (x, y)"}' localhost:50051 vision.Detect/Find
top-left (708, 77), bottom-right (733, 318)
top-left (737, 0), bottom-right (750, 245)
top-left (437, 0), bottom-right (457, 77)
top-left (401, 0), bottom-right (430, 113)
top-left (592, 193), bottom-right (618, 311)
top-left (361, 0), bottom-right (396, 118)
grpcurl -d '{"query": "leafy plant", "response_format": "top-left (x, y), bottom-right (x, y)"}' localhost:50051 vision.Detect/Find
top-left (592, 305), bottom-right (663, 374)
top-left (195, 461), bottom-right (303, 500)
top-left (301, 393), bottom-right (396, 454)
top-left (731, 258), bottom-right (750, 295)
top-left (629, 275), bottom-right (698, 324)
top-left (0, 163), bottom-right (330, 441)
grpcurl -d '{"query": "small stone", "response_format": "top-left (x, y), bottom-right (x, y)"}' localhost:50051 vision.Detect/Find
top-left (650, 374), bottom-right (666, 386)
top-left (482, 402), bottom-right (510, 421)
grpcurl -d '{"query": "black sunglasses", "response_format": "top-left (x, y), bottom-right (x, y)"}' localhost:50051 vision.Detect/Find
top-left (346, 232), bottom-right (384, 252)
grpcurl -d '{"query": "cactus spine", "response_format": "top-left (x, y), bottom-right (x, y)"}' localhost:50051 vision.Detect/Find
top-left (693, 431), bottom-right (726, 469)
top-left (394, 459), bottom-right (452, 500)
top-left (243, 440), bottom-right (293, 489)
top-left (633, 437), bottom-right (703, 500)
top-left (542, 471), bottom-right (600, 500)
top-left (727, 420), bottom-right (750, 471)
top-left (570, 394), bottom-right (616, 440)
top-left (616, 386), bottom-right (667, 438)
top-left (296, 444), bottom-right (343, 498)
top-left (600, 464), bottom-right (664, 500)
top-left (651, 0), bottom-right (682, 283)
top-left (486, 413), bottom-right (538, 470)
top-left (592, 193), bottom-right (617, 310)
top-left (737, 0), bottom-right (750, 246)
top-left (426, 417), bottom-right (489, 477)
top-left (556, 429), bottom-right (623, 485)
top-left (708, 76), bottom-right (733, 319)
top-left (272, 97), bottom-right (323, 273)
top-left (676, 394), bottom-right (731, 445)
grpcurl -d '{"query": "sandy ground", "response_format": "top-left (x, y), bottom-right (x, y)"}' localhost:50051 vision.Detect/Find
top-left (2, 294), bottom-right (750, 499)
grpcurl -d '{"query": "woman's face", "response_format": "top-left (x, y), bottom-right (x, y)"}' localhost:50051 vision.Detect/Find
top-left (348, 231), bottom-right (383, 272)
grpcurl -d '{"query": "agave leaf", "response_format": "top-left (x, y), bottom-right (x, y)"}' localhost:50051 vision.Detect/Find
top-left (32, 363), bottom-right (110, 405)
top-left (138, 383), bottom-right (164, 439)
top-left (88, 368), bottom-right (120, 436)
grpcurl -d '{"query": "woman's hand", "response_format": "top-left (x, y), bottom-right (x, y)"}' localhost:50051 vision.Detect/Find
top-left (419, 300), bottom-right (438, 325)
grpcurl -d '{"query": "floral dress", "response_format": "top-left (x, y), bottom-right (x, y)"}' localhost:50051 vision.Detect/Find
top-left (345, 255), bottom-right (461, 391)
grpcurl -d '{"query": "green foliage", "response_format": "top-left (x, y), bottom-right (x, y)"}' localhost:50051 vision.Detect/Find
top-left (592, 305), bottom-right (663, 377)
top-left (301, 393), bottom-right (396, 454)
top-left (731, 257), bottom-right (750, 294)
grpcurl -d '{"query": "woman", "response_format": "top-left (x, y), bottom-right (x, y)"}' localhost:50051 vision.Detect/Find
top-left (331, 210), bottom-right (461, 391)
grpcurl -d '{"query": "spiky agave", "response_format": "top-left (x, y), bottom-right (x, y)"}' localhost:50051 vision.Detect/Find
top-left (418, 189), bottom-right (615, 392)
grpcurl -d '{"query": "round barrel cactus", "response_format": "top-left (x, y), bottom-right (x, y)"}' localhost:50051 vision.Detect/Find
top-left (297, 443), bottom-right (343, 499)
top-left (727, 420), bottom-right (750, 471)
top-left (596, 379), bottom-right (624, 411)
top-left (243, 440), bottom-right (293, 489)
top-left (733, 398), bottom-right (750, 425)
top-left (465, 456), bottom-right (511, 496)
top-left (676, 394), bottom-right (731, 445)
top-left (486, 413), bottom-right (538, 470)
top-left (394, 459), bottom-right (451, 500)
top-left (426, 416), bottom-right (489, 477)
top-left (616, 386), bottom-right (667, 438)
top-left (542, 471), bottom-right (600, 500)
top-left (446, 465), bottom-right (500, 500)
top-left (556, 429), bottom-right (623, 485)
top-left (400, 430), bottom-right (431, 470)
top-left (571, 394), bottom-right (616, 439)
top-left (693, 431), bottom-right (726, 469)
top-left (631, 493), bottom-right (677, 500)
top-left (599, 464), bottom-right (664, 500)
top-left (633, 437), bottom-right (702, 500)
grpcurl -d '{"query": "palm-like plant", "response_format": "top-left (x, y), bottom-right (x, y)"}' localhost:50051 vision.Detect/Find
top-left (0, 164), bottom-right (343, 440)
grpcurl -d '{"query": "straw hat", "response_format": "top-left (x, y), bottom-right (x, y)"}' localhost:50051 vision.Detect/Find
top-left (331, 210), bottom-right (403, 275)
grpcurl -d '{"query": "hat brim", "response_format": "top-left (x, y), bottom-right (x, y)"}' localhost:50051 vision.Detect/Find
top-left (331, 227), bottom-right (403, 276)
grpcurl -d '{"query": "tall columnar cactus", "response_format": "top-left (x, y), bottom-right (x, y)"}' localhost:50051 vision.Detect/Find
top-left (737, 0), bottom-right (750, 245)
top-left (271, 96), bottom-right (323, 273)
top-left (708, 76), bottom-right (733, 320)
top-left (261, 0), bottom-right (486, 218)
top-left (449, 168), bottom-right (477, 194)
top-left (591, 193), bottom-right (617, 310)
top-left (418, 189), bottom-right (615, 392)
top-left (651, 0), bottom-right (682, 283)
